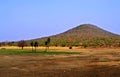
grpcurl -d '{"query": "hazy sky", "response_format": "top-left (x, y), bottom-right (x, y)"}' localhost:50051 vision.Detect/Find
top-left (0, 0), bottom-right (120, 41)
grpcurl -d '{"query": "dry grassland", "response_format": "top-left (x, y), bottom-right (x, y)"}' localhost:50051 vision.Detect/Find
top-left (0, 47), bottom-right (120, 77)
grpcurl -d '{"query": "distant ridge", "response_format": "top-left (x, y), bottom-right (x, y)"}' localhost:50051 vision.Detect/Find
top-left (29, 24), bottom-right (120, 47)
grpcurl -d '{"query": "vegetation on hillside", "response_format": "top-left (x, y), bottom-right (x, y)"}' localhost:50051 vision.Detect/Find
top-left (28, 24), bottom-right (120, 48)
top-left (1, 24), bottom-right (120, 48)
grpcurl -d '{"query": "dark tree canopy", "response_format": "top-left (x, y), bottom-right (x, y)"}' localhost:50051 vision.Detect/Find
top-left (34, 41), bottom-right (39, 47)
top-left (47, 38), bottom-right (50, 43)
top-left (18, 40), bottom-right (27, 49)
top-left (34, 41), bottom-right (39, 51)
top-left (30, 41), bottom-right (34, 47)
top-left (30, 41), bottom-right (34, 51)
top-left (44, 37), bottom-right (51, 52)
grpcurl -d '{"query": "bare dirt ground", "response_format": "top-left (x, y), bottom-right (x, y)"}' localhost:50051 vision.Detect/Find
top-left (0, 48), bottom-right (120, 77)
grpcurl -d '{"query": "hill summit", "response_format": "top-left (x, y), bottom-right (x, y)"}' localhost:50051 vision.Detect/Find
top-left (31, 24), bottom-right (120, 47)
top-left (61, 24), bottom-right (119, 38)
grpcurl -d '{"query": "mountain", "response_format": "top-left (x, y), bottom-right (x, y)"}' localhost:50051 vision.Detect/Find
top-left (29, 24), bottom-right (120, 47)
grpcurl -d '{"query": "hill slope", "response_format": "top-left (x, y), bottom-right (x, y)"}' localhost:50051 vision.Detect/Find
top-left (30, 24), bottom-right (120, 47)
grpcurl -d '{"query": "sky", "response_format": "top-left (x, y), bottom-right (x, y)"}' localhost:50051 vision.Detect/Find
top-left (0, 0), bottom-right (120, 41)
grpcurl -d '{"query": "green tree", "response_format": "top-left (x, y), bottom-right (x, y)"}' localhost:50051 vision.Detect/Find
top-left (30, 41), bottom-right (34, 51)
top-left (82, 42), bottom-right (88, 48)
top-left (34, 41), bottom-right (39, 52)
top-left (7, 41), bottom-right (15, 46)
top-left (45, 37), bottom-right (51, 52)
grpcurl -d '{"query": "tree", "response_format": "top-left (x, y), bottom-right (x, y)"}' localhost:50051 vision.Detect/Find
top-left (45, 37), bottom-right (51, 52)
top-left (34, 41), bottom-right (39, 52)
top-left (18, 40), bottom-right (26, 49)
top-left (46, 38), bottom-right (50, 45)
top-left (1, 42), bottom-right (6, 46)
top-left (30, 41), bottom-right (34, 51)
top-left (7, 41), bottom-right (15, 46)
top-left (82, 42), bottom-right (88, 48)
top-left (0, 42), bottom-right (1, 47)
top-left (118, 42), bottom-right (120, 47)
top-left (68, 38), bottom-right (73, 49)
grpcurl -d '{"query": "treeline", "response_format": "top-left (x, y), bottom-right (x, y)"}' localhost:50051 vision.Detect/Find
top-left (29, 37), bottom-right (120, 48)
top-left (0, 37), bottom-right (120, 49)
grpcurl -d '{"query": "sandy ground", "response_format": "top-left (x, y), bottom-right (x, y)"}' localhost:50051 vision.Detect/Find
top-left (0, 47), bottom-right (120, 77)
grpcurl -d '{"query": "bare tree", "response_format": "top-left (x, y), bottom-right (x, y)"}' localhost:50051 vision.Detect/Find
top-left (18, 40), bottom-right (27, 49)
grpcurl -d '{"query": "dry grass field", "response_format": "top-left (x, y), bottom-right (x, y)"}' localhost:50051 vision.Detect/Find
top-left (0, 47), bottom-right (120, 77)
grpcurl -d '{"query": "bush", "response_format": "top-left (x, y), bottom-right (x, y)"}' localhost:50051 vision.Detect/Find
top-left (69, 46), bottom-right (72, 49)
